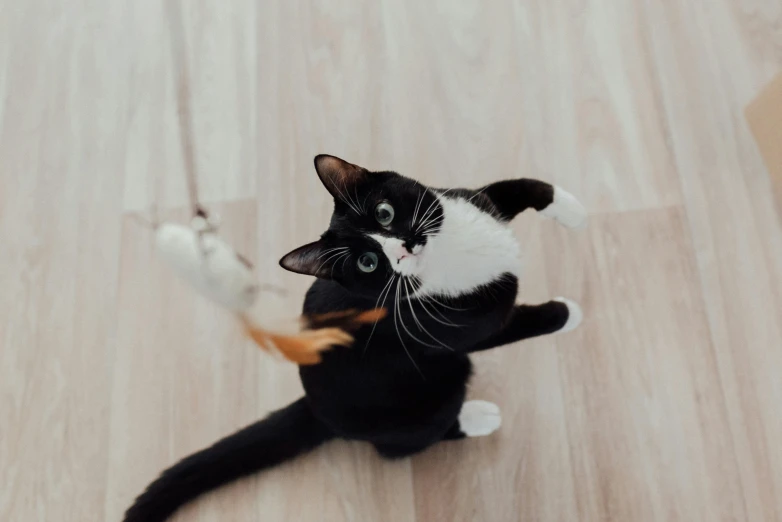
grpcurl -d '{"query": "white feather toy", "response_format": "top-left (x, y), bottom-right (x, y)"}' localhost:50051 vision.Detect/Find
top-left (154, 217), bottom-right (258, 313)
top-left (137, 0), bottom-right (386, 365)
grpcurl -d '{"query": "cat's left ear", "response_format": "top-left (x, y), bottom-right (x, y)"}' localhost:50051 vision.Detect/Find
top-left (314, 154), bottom-right (368, 198)
top-left (279, 240), bottom-right (343, 279)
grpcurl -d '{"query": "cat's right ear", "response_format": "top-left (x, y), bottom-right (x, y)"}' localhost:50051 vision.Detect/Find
top-left (279, 240), bottom-right (339, 279)
top-left (314, 154), bottom-right (368, 198)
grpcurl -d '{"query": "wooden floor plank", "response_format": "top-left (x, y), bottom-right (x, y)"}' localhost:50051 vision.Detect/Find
top-left (547, 208), bottom-right (746, 522)
top-left (3, 0), bottom-right (782, 521)
top-left (0, 1), bottom-right (129, 520)
top-left (640, 1), bottom-right (782, 518)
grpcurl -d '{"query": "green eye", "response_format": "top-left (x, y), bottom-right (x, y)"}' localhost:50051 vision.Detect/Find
top-left (357, 252), bottom-right (379, 273)
top-left (375, 201), bottom-right (394, 227)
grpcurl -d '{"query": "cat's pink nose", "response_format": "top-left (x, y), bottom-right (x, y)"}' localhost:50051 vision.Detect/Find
top-left (392, 244), bottom-right (412, 263)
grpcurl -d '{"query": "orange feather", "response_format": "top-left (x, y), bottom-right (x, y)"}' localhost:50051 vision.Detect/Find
top-left (241, 308), bottom-right (387, 365)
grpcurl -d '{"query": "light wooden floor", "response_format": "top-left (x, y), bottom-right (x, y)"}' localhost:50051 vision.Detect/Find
top-left (2, 1), bottom-right (781, 521)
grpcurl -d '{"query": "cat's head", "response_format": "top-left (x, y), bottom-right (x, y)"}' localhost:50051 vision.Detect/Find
top-left (279, 155), bottom-right (444, 298)
top-left (279, 155), bottom-right (520, 300)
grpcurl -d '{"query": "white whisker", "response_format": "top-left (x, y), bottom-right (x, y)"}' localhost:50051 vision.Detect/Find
top-left (419, 215), bottom-right (445, 233)
top-left (316, 246), bottom-right (349, 259)
top-left (410, 277), bottom-right (470, 311)
top-left (403, 278), bottom-right (453, 350)
top-left (411, 189), bottom-right (424, 227)
top-left (417, 191), bottom-right (452, 231)
top-left (315, 249), bottom-right (350, 274)
top-left (343, 181), bottom-right (360, 213)
top-left (420, 214), bottom-right (444, 229)
top-left (422, 214), bottom-right (444, 224)
top-left (393, 277), bottom-right (424, 377)
top-left (340, 252), bottom-right (351, 273)
top-left (396, 278), bottom-right (446, 349)
top-left (416, 188), bottom-right (453, 232)
top-left (333, 183), bottom-right (362, 215)
top-left (416, 293), bottom-right (464, 327)
top-left (416, 202), bottom-right (439, 232)
top-left (424, 295), bottom-right (470, 311)
top-left (409, 277), bottom-right (466, 325)
top-left (362, 191), bottom-right (371, 215)
top-left (363, 274), bottom-right (397, 354)
top-left (330, 251), bottom-right (350, 278)
top-left (352, 185), bottom-right (363, 215)
top-left (466, 187), bottom-right (487, 204)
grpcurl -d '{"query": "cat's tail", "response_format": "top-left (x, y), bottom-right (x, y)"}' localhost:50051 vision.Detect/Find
top-left (123, 397), bottom-right (332, 522)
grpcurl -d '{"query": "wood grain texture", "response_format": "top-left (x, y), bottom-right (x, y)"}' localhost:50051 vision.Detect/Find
top-left (640, 2), bottom-right (782, 519)
top-left (0, 1), bottom-right (128, 520)
top-left (547, 208), bottom-right (745, 522)
top-left (2, 0), bottom-right (782, 521)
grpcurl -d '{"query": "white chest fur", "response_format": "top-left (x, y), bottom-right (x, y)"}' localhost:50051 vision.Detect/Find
top-left (417, 195), bottom-right (521, 298)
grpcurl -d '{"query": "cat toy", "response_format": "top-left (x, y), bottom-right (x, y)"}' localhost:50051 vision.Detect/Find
top-left (138, 0), bottom-right (385, 364)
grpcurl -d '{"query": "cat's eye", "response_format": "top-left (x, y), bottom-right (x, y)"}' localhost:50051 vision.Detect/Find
top-left (374, 201), bottom-right (395, 227)
top-left (357, 252), bottom-right (379, 273)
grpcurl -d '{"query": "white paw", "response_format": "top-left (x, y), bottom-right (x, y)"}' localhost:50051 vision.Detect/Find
top-left (540, 186), bottom-right (588, 229)
top-left (554, 297), bottom-right (583, 333)
top-left (458, 400), bottom-right (502, 437)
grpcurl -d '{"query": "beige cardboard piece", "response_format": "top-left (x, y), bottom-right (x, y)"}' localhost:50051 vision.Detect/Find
top-left (746, 73), bottom-right (782, 220)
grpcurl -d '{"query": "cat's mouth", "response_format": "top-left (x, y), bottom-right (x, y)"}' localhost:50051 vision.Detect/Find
top-left (367, 233), bottom-right (428, 277)
top-left (394, 250), bottom-right (423, 275)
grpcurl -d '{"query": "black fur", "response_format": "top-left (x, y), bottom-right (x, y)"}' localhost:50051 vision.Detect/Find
top-left (124, 155), bottom-right (571, 521)
top-left (479, 178), bottom-right (555, 221)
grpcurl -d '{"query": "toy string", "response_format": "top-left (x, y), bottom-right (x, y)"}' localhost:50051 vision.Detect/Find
top-left (164, 0), bottom-right (205, 219)
top-left (162, 0), bottom-right (289, 297)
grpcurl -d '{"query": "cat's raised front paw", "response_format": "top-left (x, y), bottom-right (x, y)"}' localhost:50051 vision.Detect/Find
top-left (458, 400), bottom-right (502, 437)
top-left (540, 186), bottom-right (587, 229)
top-left (554, 297), bottom-right (583, 332)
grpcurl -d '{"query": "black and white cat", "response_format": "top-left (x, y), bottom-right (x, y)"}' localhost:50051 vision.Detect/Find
top-left (124, 155), bottom-right (587, 522)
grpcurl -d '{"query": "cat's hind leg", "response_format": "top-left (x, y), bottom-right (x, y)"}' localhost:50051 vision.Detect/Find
top-left (375, 401), bottom-right (502, 456)
top-left (480, 179), bottom-right (587, 228)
